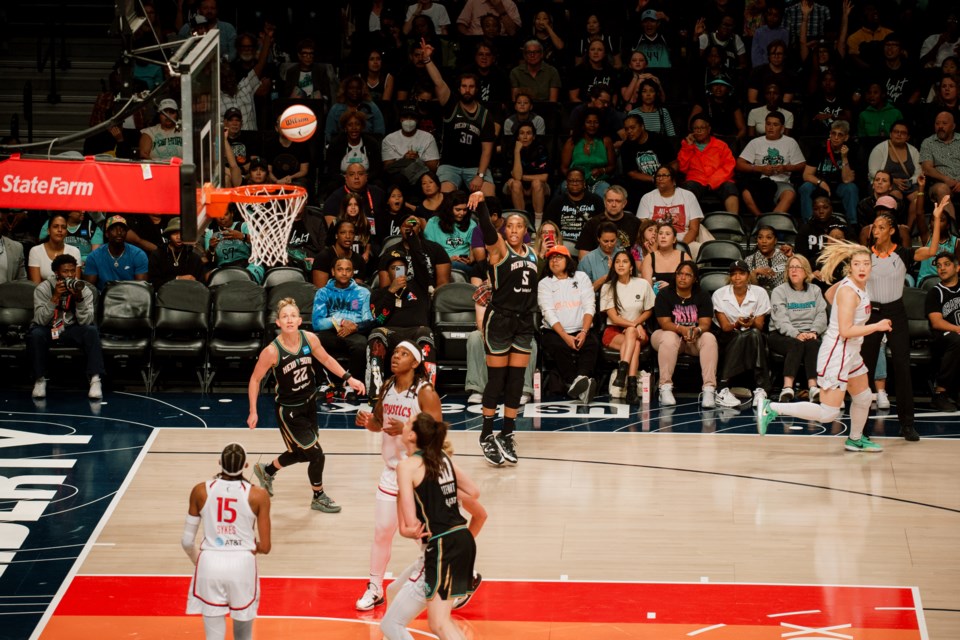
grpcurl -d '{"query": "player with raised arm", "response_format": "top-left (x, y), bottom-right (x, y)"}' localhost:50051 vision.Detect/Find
top-left (182, 443), bottom-right (271, 640)
top-left (247, 298), bottom-right (365, 512)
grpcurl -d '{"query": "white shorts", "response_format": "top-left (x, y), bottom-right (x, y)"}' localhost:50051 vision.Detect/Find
top-left (817, 336), bottom-right (867, 391)
top-left (186, 550), bottom-right (259, 620)
top-left (378, 467), bottom-right (398, 498)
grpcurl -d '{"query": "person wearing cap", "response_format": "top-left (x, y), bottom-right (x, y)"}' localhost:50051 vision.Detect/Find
top-left (223, 107), bottom-right (261, 180)
top-left (538, 244), bottom-right (600, 404)
top-left (182, 442), bottom-right (270, 640)
top-left (147, 218), bottom-right (205, 289)
top-left (737, 110), bottom-right (806, 216)
top-left (678, 115), bottom-right (739, 214)
top-left (82, 215), bottom-right (149, 292)
top-left (139, 98), bottom-right (184, 161)
top-left (245, 156), bottom-right (269, 185)
top-left (688, 75), bottom-right (747, 140)
top-left (711, 259), bottom-right (773, 408)
top-left (799, 119), bottom-right (858, 224)
top-left (632, 9), bottom-right (672, 74)
top-left (381, 103), bottom-right (440, 185)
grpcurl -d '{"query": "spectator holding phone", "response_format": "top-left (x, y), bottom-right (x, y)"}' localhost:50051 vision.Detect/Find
top-left (378, 214), bottom-right (451, 291)
top-left (423, 191), bottom-right (477, 276)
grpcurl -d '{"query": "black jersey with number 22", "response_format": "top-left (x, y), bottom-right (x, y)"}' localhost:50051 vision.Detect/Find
top-left (273, 331), bottom-right (316, 406)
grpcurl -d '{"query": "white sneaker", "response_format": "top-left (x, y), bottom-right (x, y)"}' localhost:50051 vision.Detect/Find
top-left (701, 385), bottom-right (716, 408)
top-left (779, 387), bottom-right (794, 402)
top-left (809, 387), bottom-right (820, 403)
top-left (32, 378), bottom-right (46, 399)
top-left (355, 582), bottom-right (384, 611)
top-left (753, 388), bottom-right (768, 408)
top-left (88, 375), bottom-right (102, 400)
top-left (520, 393), bottom-right (532, 405)
top-left (467, 392), bottom-right (483, 404)
top-left (876, 390), bottom-right (890, 409)
top-left (659, 384), bottom-right (676, 406)
top-left (715, 387), bottom-right (741, 408)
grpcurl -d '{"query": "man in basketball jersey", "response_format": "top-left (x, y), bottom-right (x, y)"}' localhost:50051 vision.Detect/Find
top-left (247, 298), bottom-right (365, 512)
top-left (182, 442), bottom-right (271, 640)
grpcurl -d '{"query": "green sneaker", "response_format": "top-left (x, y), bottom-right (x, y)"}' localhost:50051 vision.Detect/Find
top-left (844, 436), bottom-right (884, 452)
top-left (757, 398), bottom-right (778, 435)
top-left (253, 463), bottom-right (274, 497)
top-left (311, 492), bottom-right (342, 513)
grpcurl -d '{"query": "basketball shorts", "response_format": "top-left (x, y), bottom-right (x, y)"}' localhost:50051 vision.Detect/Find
top-left (482, 306), bottom-right (535, 356)
top-left (186, 550), bottom-right (259, 621)
top-left (817, 337), bottom-right (866, 392)
top-left (276, 396), bottom-right (319, 450)
top-left (424, 527), bottom-right (476, 600)
top-left (377, 467), bottom-right (399, 498)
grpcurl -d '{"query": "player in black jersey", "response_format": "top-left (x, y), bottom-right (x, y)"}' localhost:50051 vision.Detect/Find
top-left (247, 298), bottom-right (365, 512)
top-left (467, 190), bottom-right (538, 466)
top-left (397, 412), bottom-right (481, 640)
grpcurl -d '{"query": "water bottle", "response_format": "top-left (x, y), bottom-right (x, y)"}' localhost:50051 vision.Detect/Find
top-left (640, 371), bottom-right (651, 404)
top-left (533, 370), bottom-right (541, 402)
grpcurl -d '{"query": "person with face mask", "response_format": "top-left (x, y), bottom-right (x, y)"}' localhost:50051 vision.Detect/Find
top-left (381, 104), bottom-right (441, 187)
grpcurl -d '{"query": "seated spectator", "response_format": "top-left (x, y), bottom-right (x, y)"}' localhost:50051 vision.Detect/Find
top-left (366, 253), bottom-right (438, 401)
top-left (641, 222), bottom-right (692, 295)
top-left (533, 220), bottom-right (562, 262)
top-left (751, 5), bottom-right (788, 68)
top-left (711, 259), bottom-right (772, 408)
top-left (0, 213), bottom-right (26, 283)
top-left (38, 211), bottom-right (102, 265)
top-left (502, 90), bottom-right (546, 137)
top-left (857, 81), bottom-right (903, 139)
top-left (423, 191), bottom-right (477, 275)
top-left (805, 69), bottom-right (853, 137)
top-left (283, 203), bottom-right (328, 273)
top-left (323, 163), bottom-right (388, 238)
top-left (620, 50), bottom-right (665, 113)
top-left (651, 260), bottom-right (719, 407)
top-left (463, 41), bottom-right (512, 122)
top-left (926, 252), bottom-right (960, 411)
top-left (265, 117), bottom-right (311, 191)
top-left (696, 12), bottom-right (748, 80)
top-left (677, 116), bottom-right (739, 214)
top-left (637, 166), bottom-right (704, 258)
top-left (745, 225), bottom-right (789, 293)
top-left (362, 47), bottom-right (394, 103)
top-left (457, 0), bottom-right (521, 37)
top-left (505, 122), bottom-right (550, 217)
top-left (632, 219), bottom-right (658, 271)
top-left (176, 0), bottom-right (236, 59)
top-left (538, 245), bottom-right (600, 403)
top-left (413, 171), bottom-right (446, 219)
top-left (856, 170), bottom-right (906, 231)
top-left (737, 111), bottom-right (806, 216)
top-left (219, 25), bottom-right (273, 130)
top-left (632, 10), bottom-right (673, 80)
top-left (381, 104), bottom-right (440, 190)
top-left (28, 213), bottom-right (82, 283)
top-left (688, 75), bottom-right (746, 141)
top-left (509, 40), bottom-right (561, 103)
top-left (799, 120), bottom-right (859, 224)
top-left (577, 221), bottom-right (621, 292)
top-left (139, 98), bottom-right (183, 160)
top-left (206, 205), bottom-right (251, 270)
top-left (312, 220), bottom-right (367, 287)
top-left (561, 107), bottom-right (615, 198)
top-left (326, 110), bottom-right (384, 186)
top-left (920, 111), bottom-right (960, 223)
top-left (618, 113), bottom-right (676, 206)
top-left (531, 10), bottom-right (567, 71)
top-left (125, 214), bottom-right (174, 255)
top-left (325, 193), bottom-right (375, 267)
top-left (796, 195), bottom-right (850, 281)
top-left (600, 249), bottom-right (656, 404)
top-left (747, 40), bottom-right (796, 104)
top-left (147, 219), bottom-right (205, 289)
top-left (312, 257), bottom-right (375, 389)
top-left (223, 108), bottom-right (261, 182)
top-left (393, 40), bottom-right (435, 103)
top-left (627, 79), bottom-right (676, 138)
top-left (867, 121), bottom-right (922, 207)
top-left (324, 75), bottom-right (386, 144)
top-left (82, 216), bottom-right (149, 292)
top-left (28, 254), bottom-right (104, 400)
top-left (378, 216), bottom-right (451, 290)
top-left (747, 83), bottom-right (794, 136)
top-left (920, 73), bottom-right (960, 137)
top-left (568, 39), bottom-right (617, 104)
top-left (244, 157), bottom-right (269, 185)
top-left (573, 13), bottom-right (621, 71)
top-left (382, 183), bottom-right (418, 238)
top-left (569, 84), bottom-right (626, 142)
top-left (769, 254), bottom-right (828, 402)
top-left (544, 168), bottom-right (604, 245)
top-left (575, 186), bottom-right (640, 259)
top-left (917, 206), bottom-right (959, 283)
top-left (405, 2), bottom-right (450, 36)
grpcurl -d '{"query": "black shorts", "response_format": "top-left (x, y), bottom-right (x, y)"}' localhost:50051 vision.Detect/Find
top-left (482, 306), bottom-right (535, 356)
top-left (275, 396), bottom-right (318, 450)
top-left (424, 527), bottom-right (476, 600)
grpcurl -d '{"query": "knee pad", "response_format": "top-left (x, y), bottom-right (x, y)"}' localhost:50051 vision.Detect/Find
top-left (819, 404), bottom-right (842, 424)
top-left (850, 388), bottom-right (872, 409)
top-left (503, 366), bottom-right (525, 410)
top-left (482, 366), bottom-right (508, 410)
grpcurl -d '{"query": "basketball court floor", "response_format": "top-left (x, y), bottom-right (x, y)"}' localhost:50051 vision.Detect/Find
top-left (3, 386), bottom-right (958, 640)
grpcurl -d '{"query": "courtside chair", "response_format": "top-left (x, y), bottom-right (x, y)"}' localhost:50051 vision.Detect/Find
top-left (206, 280), bottom-right (267, 393)
top-left (149, 280), bottom-right (211, 393)
top-left (99, 281), bottom-right (155, 391)
top-left (0, 281), bottom-right (37, 381)
top-left (696, 240), bottom-right (744, 274)
top-left (262, 265), bottom-right (307, 288)
top-left (208, 265), bottom-right (255, 287)
top-left (702, 211), bottom-right (747, 246)
top-left (430, 282), bottom-right (477, 372)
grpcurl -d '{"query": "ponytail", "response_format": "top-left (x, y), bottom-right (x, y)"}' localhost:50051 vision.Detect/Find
top-left (412, 413), bottom-right (449, 481)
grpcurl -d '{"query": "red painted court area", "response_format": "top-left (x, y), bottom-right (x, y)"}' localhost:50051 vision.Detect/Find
top-left (44, 576), bottom-right (924, 639)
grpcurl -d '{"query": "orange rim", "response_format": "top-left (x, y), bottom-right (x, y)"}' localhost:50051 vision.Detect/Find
top-left (200, 184), bottom-right (307, 218)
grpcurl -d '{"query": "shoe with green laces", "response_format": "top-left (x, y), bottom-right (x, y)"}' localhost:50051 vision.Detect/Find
top-left (757, 398), bottom-right (778, 435)
top-left (253, 463), bottom-right (274, 497)
top-left (844, 435), bottom-right (884, 452)
top-left (311, 492), bottom-right (342, 513)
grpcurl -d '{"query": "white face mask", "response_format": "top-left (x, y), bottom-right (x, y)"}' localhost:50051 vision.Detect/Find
top-left (400, 119), bottom-right (417, 133)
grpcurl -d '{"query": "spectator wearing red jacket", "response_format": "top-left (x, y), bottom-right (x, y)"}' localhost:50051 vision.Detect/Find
top-left (678, 115), bottom-right (739, 214)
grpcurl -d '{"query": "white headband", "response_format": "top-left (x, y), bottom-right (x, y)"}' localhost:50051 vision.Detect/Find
top-left (396, 341), bottom-right (422, 364)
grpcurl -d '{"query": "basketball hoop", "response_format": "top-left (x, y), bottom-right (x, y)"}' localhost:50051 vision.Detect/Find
top-left (206, 184), bottom-right (308, 267)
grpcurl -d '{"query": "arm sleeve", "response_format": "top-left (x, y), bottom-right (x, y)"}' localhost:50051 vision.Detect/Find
top-left (475, 199), bottom-right (499, 245)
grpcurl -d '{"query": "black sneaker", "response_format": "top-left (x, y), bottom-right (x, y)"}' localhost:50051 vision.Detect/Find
top-left (931, 392), bottom-right (958, 413)
top-left (900, 424), bottom-right (920, 442)
top-left (494, 432), bottom-right (518, 465)
top-left (568, 375), bottom-right (590, 400)
top-left (453, 573), bottom-right (482, 610)
top-left (480, 435), bottom-right (504, 466)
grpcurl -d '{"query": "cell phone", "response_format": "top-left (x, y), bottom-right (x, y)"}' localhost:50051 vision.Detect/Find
top-left (393, 265), bottom-right (406, 278)
top-left (543, 229), bottom-right (556, 249)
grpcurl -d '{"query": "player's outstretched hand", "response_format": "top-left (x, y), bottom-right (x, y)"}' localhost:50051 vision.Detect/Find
top-left (467, 191), bottom-right (485, 210)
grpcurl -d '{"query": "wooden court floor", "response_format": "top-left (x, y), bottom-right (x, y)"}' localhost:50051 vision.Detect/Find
top-left (40, 423), bottom-right (960, 639)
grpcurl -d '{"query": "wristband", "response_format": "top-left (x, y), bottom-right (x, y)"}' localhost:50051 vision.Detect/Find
top-left (341, 372), bottom-right (352, 383)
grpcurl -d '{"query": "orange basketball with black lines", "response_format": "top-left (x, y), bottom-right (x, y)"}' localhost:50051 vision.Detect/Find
top-left (279, 105), bottom-right (317, 142)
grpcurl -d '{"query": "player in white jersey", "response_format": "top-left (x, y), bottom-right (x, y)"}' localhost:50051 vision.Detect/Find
top-left (182, 443), bottom-right (271, 640)
top-left (354, 341), bottom-right (442, 610)
top-left (759, 241), bottom-right (893, 451)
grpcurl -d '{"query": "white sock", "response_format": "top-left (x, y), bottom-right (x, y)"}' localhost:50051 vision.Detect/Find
top-left (769, 401), bottom-right (822, 422)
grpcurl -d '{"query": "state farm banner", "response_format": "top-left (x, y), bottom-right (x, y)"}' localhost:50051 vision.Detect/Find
top-left (0, 154), bottom-right (182, 214)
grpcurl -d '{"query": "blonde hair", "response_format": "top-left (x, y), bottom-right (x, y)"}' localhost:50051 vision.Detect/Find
top-left (817, 239), bottom-right (871, 284)
top-left (534, 220), bottom-right (561, 257)
top-left (787, 254), bottom-right (814, 285)
top-left (276, 297), bottom-right (299, 315)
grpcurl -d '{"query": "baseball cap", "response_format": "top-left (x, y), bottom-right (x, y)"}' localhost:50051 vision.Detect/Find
top-left (707, 75), bottom-right (733, 88)
top-left (248, 157), bottom-right (268, 171)
top-left (641, 9), bottom-right (659, 21)
top-left (728, 259), bottom-right (749, 273)
top-left (224, 107), bottom-right (242, 121)
top-left (158, 98), bottom-right (179, 113)
top-left (106, 215), bottom-right (128, 230)
top-left (545, 245), bottom-right (570, 259)
top-left (874, 195), bottom-right (898, 210)
top-left (399, 103), bottom-right (419, 119)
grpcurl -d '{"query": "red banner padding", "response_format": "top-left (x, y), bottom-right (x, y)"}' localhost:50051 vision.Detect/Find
top-left (0, 154), bottom-right (182, 214)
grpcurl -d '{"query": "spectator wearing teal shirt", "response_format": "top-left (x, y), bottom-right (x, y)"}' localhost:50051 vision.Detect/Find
top-left (423, 191), bottom-right (477, 275)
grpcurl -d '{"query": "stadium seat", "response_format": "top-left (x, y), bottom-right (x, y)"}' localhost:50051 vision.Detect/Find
top-left (99, 281), bottom-right (155, 390)
top-left (262, 266), bottom-right (307, 288)
top-left (701, 212), bottom-right (747, 245)
top-left (752, 213), bottom-right (797, 247)
top-left (903, 286), bottom-right (933, 373)
top-left (698, 272), bottom-right (730, 296)
top-left (431, 282), bottom-right (477, 371)
top-left (696, 240), bottom-right (744, 274)
top-left (266, 281), bottom-right (318, 333)
top-left (207, 280), bottom-right (266, 392)
top-left (149, 280), bottom-right (211, 392)
top-left (919, 275), bottom-right (940, 292)
top-left (0, 281), bottom-right (37, 372)
top-left (208, 265), bottom-right (254, 287)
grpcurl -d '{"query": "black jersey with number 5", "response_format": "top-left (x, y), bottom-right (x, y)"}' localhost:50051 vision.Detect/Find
top-left (273, 331), bottom-right (316, 406)
top-left (488, 245), bottom-right (538, 314)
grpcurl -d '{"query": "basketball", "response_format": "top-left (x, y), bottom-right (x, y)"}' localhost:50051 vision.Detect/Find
top-left (278, 105), bottom-right (317, 142)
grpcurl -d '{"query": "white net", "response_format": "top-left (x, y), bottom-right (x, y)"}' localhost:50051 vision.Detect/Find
top-left (234, 185), bottom-right (308, 266)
